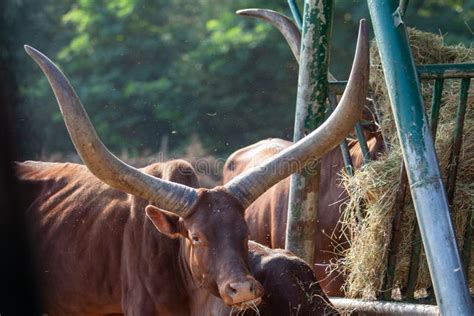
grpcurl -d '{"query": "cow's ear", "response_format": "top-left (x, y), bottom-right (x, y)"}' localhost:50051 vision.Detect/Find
top-left (145, 205), bottom-right (185, 239)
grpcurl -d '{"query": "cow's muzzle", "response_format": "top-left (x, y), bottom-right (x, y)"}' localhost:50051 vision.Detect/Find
top-left (220, 276), bottom-right (264, 306)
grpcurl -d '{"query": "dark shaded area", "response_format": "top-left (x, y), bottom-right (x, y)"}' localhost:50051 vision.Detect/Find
top-left (0, 1), bottom-right (42, 314)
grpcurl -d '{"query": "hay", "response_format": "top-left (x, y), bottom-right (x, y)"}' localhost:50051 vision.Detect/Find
top-left (334, 28), bottom-right (474, 299)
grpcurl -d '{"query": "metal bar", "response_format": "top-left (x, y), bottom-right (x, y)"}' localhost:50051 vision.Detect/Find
top-left (287, 0), bottom-right (303, 30)
top-left (318, 66), bottom-right (371, 168)
top-left (405, 79), bottom-right (444, 301)
top-left (328, 80), bottom-right (347, 95)
top-left (285, 0), bottom-right (334, 265)
top-left (367, 1), bottom-right (472, 314)
top-left (330, 297), bottom-right (440, 315)
top-left (429, 79), bottom-right (444, 139)
top-left (462, 205), bottom-right (473, 288)
top-left (417, 64), bottom-right (474, 79)
top-left (446, 78), bottom-right (470, 206)
top-left (448, 79), bottom-right (472, 287)
top-left (405, 78), bottom-right (445, 301)
top-left (339, 139), bottom-right (354, 176)
top-left (399, 0), bottom-right (410, 17)
top-left (383, 164), bottom-right (408, 300)
top-left (406, 225), bottom-right (422, 301)
top-left (369, 96), bottom-right (392, 152)
top-left (354, 121), bottom-right (371, 164)
top-left (405, 79), bottom-right (445, 302)
top-left (328, 92), bottom-right (354, 176)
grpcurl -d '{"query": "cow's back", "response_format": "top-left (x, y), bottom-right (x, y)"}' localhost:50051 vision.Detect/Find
top-left (16, 161), bottom-right (130, 314)
top-left (15, 160), bottom-right (199, 315)
top-left (224, 139), bottom-right (291, 248)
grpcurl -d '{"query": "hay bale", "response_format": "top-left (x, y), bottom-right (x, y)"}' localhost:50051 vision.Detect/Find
top-left (334, 28), bottom-right (474, 299)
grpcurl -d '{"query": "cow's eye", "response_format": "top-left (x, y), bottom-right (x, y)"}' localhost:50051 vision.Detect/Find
top-left (191, 235), bottom-right (200, 244)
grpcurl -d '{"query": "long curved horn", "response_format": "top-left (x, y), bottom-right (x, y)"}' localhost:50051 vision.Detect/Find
top-left (237, 9), bottom-right (300, 62)
top-left (236, 8), bottom-right (337, 82)
top-left (225, 19), bottom-right (369, 208)
top-left (24, 45), bottom-right (198, 216)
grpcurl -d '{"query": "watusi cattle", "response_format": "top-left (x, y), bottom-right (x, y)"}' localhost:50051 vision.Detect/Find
top-left (19, 17), bottom-right (367, 314)
top-left (17, 161), bottom-right (337, 315)
top-left (226, 11), bottom-right (384, 297)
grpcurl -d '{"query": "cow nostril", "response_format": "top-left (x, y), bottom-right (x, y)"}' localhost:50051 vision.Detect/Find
top-left (249, 282), bottom-right (255, 293)
top-left (227, 283), bottom-right (240, 297)
top-left (228, 285), bottom-right (238, 296)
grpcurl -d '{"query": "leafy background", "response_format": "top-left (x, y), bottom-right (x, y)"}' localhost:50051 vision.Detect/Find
top-left (2, 0), bottom-right (473, 160)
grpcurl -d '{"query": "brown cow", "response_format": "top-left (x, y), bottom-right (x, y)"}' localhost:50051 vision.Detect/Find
top-left (224, 11), bottom-right (385, 297)
top-left (16, 160), bottom-right (337, 315)
top-left (20, 20), bottom-right (366, 314)
top-left (18, 160), bottom-right (205, 315)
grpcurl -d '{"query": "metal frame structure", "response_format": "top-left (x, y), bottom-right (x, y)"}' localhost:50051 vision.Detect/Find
top-left (285, 0), bottom-right (473, 314)
top-left (383, 65), bottom-right (474, 303)
top-left (367, 2), bottom-right (471, 313)
top-left (285, 0), bottom-right (334, 265)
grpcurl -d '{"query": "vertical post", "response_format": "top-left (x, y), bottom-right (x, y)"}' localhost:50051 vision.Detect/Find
top-left (287, 0), bottom-right (303, 29)
top-left (285, 0), bottom-right (333, 265)
top-left (354, 121), bottom-right (371, 164)
top-left (429, 78), bottom-right (444, 138)
top-left (446, 78), bottom-right (470, 205)
top-left (328, 92), bottom-right (354, 176)
top-left (383, 164), bottom-right (408, 300)
top-left (367, 1), bottom-right (472, 314)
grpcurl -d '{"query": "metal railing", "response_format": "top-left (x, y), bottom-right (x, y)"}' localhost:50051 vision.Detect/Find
top-left (286, 0), bottom-right (473, 314)
top-left (383, 65), bottom-right (473, 302)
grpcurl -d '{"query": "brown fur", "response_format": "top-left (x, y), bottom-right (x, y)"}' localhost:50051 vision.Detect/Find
top-left (17, 160), bottom-right (260, 315)
top-left (223, 134), bottom-right (384, 297)
top-left (16, 160), bottom-right (337, 315)
top-left (206, 241), bottom-right (338, 315)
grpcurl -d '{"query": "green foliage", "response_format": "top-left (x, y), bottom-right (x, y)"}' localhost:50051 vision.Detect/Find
top-left (8, 0), bottom-right (473, 159)
top-left (331, 0), bottom-right (473, 77)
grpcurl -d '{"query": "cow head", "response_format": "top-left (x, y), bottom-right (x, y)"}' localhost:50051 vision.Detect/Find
top-left (145, 188), bottom-right (261, 306)
top-left (24, 19), bottom-right (368, 308)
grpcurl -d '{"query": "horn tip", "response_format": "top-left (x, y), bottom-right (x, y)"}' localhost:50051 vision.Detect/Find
top-left (24, 44), bottom-right (35, 55)
top-left (236, 9), bottom-right (254, 16)
top-left (24, 45), bottom-right (44, 63)
top-left (358, 19), bottom-right (368, 32)
top-left (24, 45), bottom-right (56, 71)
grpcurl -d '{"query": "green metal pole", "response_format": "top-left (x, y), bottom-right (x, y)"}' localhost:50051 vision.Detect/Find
top-left (417, 63), bottom-right (474, 79)
top-left (446, 78), bottom-right (470, 206)
top-left (429, 78), bottom-right (444, 139)
top-left (287, 0), bottom-right (303, 29)
top-left (285, 0), bottom-right (333, 265)
top-left (367, 1), bottom-right (472, 314)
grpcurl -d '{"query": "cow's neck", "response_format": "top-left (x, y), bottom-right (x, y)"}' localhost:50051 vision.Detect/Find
top-left (178, 235), bottom-right (227, 315)
top-left (126, 199), bottom-right (225, 314)
top-left (122, 199), bottom-right (190, 314)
